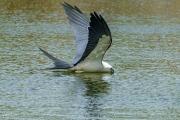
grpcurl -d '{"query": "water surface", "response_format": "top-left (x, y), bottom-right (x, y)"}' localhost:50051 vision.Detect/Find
top-left (0, 0), bottom-right (180, 120)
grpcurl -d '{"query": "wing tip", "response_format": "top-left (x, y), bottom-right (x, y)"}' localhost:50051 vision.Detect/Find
top-left (62, 2), bottom-right (82, 14)
top-left (62, 2), bottom-right (71, 8)
top-left (90, 11), bottom-right (111, 37)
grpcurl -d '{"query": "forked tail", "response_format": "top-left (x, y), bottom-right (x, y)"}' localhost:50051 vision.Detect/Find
top-left (39, 48), bottom-right (72, 69)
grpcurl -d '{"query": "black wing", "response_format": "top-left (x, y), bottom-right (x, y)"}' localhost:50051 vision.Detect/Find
top-left (74, 12), bottom-right (112, 65)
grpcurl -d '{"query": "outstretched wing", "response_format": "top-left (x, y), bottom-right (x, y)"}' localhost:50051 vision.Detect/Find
top-left (62, 3), bottom-right (112, 66)
top-left (74, 12), bottom-right (112, 65)
top-left (62, 2), bottom-right (89, 65)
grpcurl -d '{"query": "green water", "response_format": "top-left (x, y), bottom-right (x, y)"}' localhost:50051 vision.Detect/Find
top-left (0, 1), bottom-right (180, 120)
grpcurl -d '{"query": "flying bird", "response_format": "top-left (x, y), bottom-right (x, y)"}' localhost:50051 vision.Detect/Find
top-left (39, 2), bottom-right (114, 73)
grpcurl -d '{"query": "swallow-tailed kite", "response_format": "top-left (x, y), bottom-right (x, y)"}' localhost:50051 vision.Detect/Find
top-left (39, 2), bottom-right (114, 73)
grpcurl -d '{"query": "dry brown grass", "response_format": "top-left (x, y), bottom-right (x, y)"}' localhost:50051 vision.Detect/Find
top-left (0, 0), bottom-right (179, 17)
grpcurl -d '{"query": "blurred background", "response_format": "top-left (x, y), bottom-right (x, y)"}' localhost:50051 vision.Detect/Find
top-left (0, 0), bottom-right (180, 120)
top-left (0, 0), bottom-right (180, 16)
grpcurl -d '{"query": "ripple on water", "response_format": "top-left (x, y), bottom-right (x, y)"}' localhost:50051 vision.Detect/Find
top-left (0, 1), bottom-right (180, 120)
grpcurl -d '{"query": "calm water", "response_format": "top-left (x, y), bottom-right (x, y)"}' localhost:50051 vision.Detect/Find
top-left (0, 1), bottom-right (180, 120)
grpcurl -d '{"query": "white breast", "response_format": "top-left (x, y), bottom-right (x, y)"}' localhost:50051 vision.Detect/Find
top-left (72, 60), bottom-right (103, 72)
top-left (70, 60), bottom-right (112, 73)
top-left (102, 61), bottom-right (112, 69)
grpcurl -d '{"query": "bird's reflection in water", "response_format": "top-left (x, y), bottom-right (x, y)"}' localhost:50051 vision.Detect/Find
top-left (78, 74), bottom-right (110, 96)
top-left (74, 73), bottom-right (111, 120)
top-left (52, 71), bottom-right (111, 120)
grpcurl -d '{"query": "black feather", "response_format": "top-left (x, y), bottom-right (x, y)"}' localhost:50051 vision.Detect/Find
top-left (74, 12), bottom-right (112, 65)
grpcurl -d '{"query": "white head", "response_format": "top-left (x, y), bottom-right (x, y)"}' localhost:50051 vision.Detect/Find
top-left (102, 61), bottom-right (114, 73)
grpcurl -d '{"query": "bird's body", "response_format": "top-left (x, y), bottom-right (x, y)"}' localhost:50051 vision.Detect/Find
top-left (39, 2), bottom-right (114, 73)
top-left (71, 61), bottom-right (112, 73)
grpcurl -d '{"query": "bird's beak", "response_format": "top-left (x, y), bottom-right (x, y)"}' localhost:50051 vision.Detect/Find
top-left (110, 68), bottom-right (114, 74)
